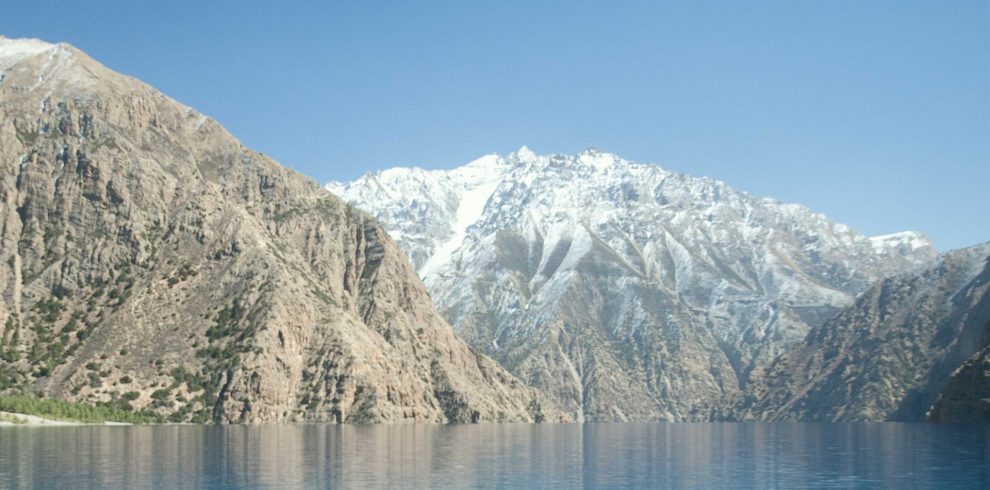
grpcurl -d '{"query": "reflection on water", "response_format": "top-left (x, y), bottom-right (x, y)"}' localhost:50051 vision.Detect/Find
top-left (1, 423), bottom-right (988, 488)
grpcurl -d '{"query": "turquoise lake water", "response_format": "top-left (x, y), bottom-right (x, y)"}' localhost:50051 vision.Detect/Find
top-left (1, 422), bottom-right (987, 488)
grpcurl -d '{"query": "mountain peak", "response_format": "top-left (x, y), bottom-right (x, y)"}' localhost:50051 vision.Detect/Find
top-left (577, 147), bottom-right (617, 170)
top-left (0, 35), bottom-right (55, 51)
top-left (0, 36), bottom-right (57, 65)
top-left (464, 152), bottom-right (501, 169)
top-left (0, 36), bottom-right (106, 92)
top-left (501, 146), bottom-right (621, 171)
top-left (513, 145), bottom-right (537, 162)
top-left (328, 148), bottom-right (941, 421)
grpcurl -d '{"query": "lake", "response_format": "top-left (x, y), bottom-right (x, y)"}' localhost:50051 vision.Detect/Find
top-left (1, 423), bottom-right (987, 488)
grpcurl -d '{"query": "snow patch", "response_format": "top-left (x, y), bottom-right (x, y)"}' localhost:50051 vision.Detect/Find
top-left (578, 149), bottom-right (616, 170)
top-left (869, 231), bottom-right (931, 253)
top-left (419, 179), bottom-right (501, 277)
top-left (516, 145), bottom-right (537, 162)
top-left (325, 146), bottom-right (938, 351)
top-left (465, 153), bottom-right (500, 169)
top-left (0, 37), bottom-right (54, 65)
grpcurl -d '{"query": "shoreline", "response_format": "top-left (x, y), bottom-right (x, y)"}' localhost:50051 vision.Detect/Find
top-left (0, 410), bottom-right (132, 426)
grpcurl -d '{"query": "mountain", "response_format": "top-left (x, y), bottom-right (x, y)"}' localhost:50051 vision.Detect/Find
top-left (737, 242), bottom-right (990, 421)
top-left (928, 344), bottom-right (990, 422)
top-left (326, 147), bottom-right (937, 421)
top-left (0, 37), bottom-right (563, 423)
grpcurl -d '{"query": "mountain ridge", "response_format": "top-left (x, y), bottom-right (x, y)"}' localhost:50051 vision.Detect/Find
top-left (0, 36), bottom-right (563, 423)
top-left (6, 34), bottom-right (982, 424)
top-left (327, 146), bottom-right (938, 421)
top-left (736, 241), bottom-right (990, 421)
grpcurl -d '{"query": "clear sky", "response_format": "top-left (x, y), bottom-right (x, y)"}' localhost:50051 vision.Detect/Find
top-left (2, 1), bottom-right (987, 250)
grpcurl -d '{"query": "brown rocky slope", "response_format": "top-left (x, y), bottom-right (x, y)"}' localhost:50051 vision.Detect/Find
top-left (927, 343), bottom-right (990, 422)
top-left (735, 243), bottom-right (990, 421)
top-left (0, 37), bottom-right (564, 423)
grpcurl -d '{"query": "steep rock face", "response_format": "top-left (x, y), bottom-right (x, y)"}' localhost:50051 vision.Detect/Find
top-left (738, 243), bottom-right (990, 421)
top-left (928, 345), bottom-right (990, 422)
top-left (0, 37), bottom-right (562, 423)
top-left (327, 148), bottom-right (937, 421)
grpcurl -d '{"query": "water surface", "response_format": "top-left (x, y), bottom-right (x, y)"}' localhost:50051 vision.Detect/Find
top-left (1, 423), bottom-right (987, 488)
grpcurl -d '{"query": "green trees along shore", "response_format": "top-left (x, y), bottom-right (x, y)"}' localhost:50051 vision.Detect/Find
top-left (0, 395), bottom-right (160, 424)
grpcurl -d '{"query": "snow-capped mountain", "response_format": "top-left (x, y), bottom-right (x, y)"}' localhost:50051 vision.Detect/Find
top-left (326, 147), bottom-right (937, 421)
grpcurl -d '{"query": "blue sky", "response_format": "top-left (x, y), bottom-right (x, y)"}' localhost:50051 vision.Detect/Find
top-left (2, 1), bottom-right (987, 250)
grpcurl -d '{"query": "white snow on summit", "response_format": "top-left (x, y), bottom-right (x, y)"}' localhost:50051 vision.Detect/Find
top-left (419, 178), bottom-right (502, 278)
top-left (869, 231), bottom-right (933, 253)
top-left (327, 147), bottom-right (936, 294)
top-left (326, 147), bottom-right (939, 410)
top-left (326, 146), bottom-right (937, 420)
top-left (0, 36), bottom-right (97, 92)
top-left (0, 37), bottom-right (55, 64)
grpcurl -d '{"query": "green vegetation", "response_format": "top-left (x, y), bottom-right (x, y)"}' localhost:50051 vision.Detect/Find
top-left (106, 268), bottom-right (136, 309)
top-left (33, 298), bottom-right (64, 323)
top-left (272, 203), bottom-right (303, 223)
top-left (90, 136), bottom-right (119, 152)
top-left (0, 395), bottom-right (161, 424)
top-left (1, 315), bottom-right (21, 363)
top-left (203, 299), bottom-right (264, 344)
top-left (150, 388), bottom-right (172, 409)
top-left (14, 126), bottom-right (38, 146)
top-left (0, 412), bottom-right (27, 424)
top-left (310, 287), bottom-right (337, 307)
top-left (181, 295), bottom-right (267, 423)
top-left (175, 263), bottom-right (198, 281)
top-left (0, 364), bottom-right (22, 390)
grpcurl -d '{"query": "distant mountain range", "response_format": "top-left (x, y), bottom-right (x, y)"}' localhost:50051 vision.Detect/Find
top-left (2, 35), bottom-right (987, 424)
top-left (327, 148), bottom-right (945, 421)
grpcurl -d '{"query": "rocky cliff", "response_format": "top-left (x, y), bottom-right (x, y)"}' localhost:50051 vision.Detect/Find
top-left (927, 344), bottom-right (990, 422)
top-left (737, 243), bottom-right (990, 421)
top-left (0, 37), bottom-right (562, 423)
